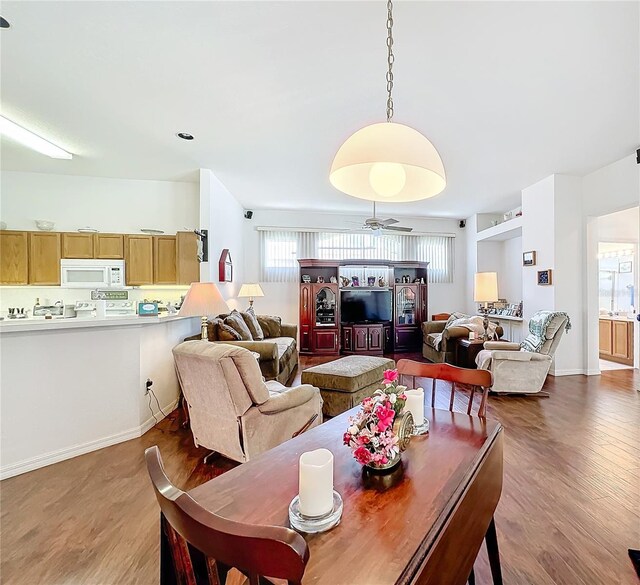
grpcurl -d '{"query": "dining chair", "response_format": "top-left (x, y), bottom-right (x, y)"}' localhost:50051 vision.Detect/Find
top-left (396, 359), bottom-right (492, 417)
top-left (395, 359), bottom-right (502, 585)
top-left (145, 446), bottom-right (309, 585)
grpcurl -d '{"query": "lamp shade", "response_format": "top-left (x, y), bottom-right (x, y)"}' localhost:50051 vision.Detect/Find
top-left (473, 272), bottom-right (499, 303)
top-left (179, 282), bottom-right (229, 317)
top-left (329, 122), bottom-right (446, 202)
top-left (237, 283), bottom-right (265, 298)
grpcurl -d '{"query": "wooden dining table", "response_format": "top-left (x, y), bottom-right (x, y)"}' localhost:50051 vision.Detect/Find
top-left (189, 408), bottom-right (504, 585)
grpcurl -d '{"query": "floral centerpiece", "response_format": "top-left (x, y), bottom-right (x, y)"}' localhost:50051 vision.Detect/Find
top-left (343, 369), bottom-right (411, 470)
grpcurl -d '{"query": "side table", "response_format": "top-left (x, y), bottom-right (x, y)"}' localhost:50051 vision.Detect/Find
top-left (456, 338), bottom-right (488, 369)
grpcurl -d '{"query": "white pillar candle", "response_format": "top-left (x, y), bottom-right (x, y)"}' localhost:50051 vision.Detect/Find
top-left (298, 448), bottom-right (334, 518)
top-left (405, 388), bottom-right (425, 426)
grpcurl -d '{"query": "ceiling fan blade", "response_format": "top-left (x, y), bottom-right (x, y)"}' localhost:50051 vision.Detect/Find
top-left (384, 225), bottom-right (413, 232)
top-left (380, 218), bottom-right (399, 226)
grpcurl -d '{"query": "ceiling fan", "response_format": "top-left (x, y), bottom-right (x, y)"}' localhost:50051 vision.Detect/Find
top-left (357, 202), bottom-right (413, 233)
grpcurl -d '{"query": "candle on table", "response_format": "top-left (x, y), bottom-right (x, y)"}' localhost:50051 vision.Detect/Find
top-left (405, 388), bottom-right (425, 426)
top-left (298, 448), bottom-right (334, 517)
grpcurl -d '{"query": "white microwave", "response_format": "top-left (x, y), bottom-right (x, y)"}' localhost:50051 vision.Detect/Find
top-left (60, 259), bottom-right (126, 289)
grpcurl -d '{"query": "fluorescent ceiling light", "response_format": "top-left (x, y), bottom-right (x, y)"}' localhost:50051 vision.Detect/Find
top-left (0, 115), bottom-right (72, 159)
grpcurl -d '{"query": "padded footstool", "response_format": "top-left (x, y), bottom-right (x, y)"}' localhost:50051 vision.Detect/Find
top-left (301, 356), bottom-right (395, 417)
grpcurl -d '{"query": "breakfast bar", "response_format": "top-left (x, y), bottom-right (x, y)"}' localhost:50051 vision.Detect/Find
top-left (0, 314), bottom-right (198, 479)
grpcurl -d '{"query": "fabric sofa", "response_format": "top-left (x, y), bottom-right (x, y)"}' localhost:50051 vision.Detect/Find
top-left (186, 313), bottom-right (298, 385)
top-left (422, 314), bottom-right (503, 364)
top-left (173, 341), bottom-right (322, 462)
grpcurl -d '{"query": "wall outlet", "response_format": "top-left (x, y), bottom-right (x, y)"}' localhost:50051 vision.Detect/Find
top-left (145, 379), bottom-right (153, 395)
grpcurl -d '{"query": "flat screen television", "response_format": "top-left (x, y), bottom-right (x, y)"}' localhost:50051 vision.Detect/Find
top-left (340, 290), bottom-right (392, 323)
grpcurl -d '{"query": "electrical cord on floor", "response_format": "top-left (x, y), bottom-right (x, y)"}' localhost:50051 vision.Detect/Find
top-left (147, 392), bottom-right (159, 427)
top-left (149, 388), bottom-right (168, 419)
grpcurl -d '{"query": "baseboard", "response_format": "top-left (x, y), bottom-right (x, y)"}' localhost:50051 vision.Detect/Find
top-left (0, 399), bottom-right (178, 481)
top-left (550, 369), bottom-right (587, 377)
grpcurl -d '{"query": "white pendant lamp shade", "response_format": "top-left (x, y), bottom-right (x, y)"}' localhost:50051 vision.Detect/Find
top-left (330, 122), bottom-right (446, 203)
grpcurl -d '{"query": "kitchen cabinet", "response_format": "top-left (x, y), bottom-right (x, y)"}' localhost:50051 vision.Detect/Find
top-left (153, 236), bottom-right (177, 284)
top-left (62, 232), bottom-right (94, 259)
top-left (176, 231), bottom-right (200, 285)
top-left (94, 234), bottom-right (124, 259)
top-left (29, 232), bottom-right (61, 285)
top-left (124, 235), bottom-right (154, 285)
top-left (599, 318), bottom-right (634, 366)
top-left (0, 231), bottom-right (29, 284)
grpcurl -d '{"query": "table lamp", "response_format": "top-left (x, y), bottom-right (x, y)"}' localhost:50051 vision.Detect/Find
top-left (179, 282), bottom-right (230, 340)
top-left (237, 283), bottom-right (264, 309)
top-left (474, 272), bottom-right (498, 340)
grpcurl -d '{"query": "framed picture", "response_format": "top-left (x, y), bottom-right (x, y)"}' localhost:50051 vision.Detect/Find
top-left (523, 251), bottom-right (537, 266)
top-left (619, 260), bottom-right (632, 274)
top-left (218, 249), bottom-right (233, 282)
top-left (537, 269), bottom-right (553, 286)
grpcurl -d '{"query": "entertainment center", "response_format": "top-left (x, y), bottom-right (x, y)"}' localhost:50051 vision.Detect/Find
top-left (298, 259), bottom-right (429, 356)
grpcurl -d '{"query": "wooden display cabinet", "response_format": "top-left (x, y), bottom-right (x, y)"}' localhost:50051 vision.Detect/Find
top-left (341, 323), bottom-right (389, 355)
top-left (311, 283), bottom-right (339, 354)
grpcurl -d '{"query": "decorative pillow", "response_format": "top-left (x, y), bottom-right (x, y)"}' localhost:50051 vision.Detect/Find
top-left (206, 318), bottom-right (222, 341)
top-left (224, 310), bottom-right (253, 341)
top-left (241, 309), bottom-right (264, 341)
top-left (257, 315), bottom-right (282, 339)
top-left (445, 312), bottom-right (468, 329)
top-left (217, 321), bottom-right (242, 342)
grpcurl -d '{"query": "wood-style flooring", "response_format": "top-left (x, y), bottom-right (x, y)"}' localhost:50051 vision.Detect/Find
top-left (1, 354), bottom-right (638, 585)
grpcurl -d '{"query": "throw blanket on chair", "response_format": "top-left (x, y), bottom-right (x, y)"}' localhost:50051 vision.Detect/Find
top-left (432, 315), bottom-right (498, 350)
top-left (520, 311), bottom-right (572, 352)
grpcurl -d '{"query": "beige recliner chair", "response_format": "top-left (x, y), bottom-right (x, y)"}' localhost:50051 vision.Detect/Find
top-left (475, 312), bottom-right (571, 395)
top-left (173, 341), bottom-right (323, 462)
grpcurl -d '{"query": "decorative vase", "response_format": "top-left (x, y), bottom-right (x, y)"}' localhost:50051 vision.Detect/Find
top-left (364, 452), bottom-right (402, 473)
top-left (364, 412), bottom-right (414, 474)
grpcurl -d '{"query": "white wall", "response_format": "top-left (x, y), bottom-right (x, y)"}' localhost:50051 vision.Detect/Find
top-left (242, 209), bottom-right (466, 324)
top-left (500, 236), bottom-right (523, 304)
top-left (198, 169), bottom-right (245, 308)
top-left (0, 171), bottom-right (199, 233)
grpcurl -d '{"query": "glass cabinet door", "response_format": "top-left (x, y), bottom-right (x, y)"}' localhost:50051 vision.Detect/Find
top-left (315, 286), bottom-right (337, 326)
top-left (396, 286), bottom-right (416, 326)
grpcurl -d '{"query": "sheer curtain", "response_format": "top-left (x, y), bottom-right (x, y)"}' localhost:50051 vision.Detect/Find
top-left (259, 229), bottom-right (454, 283)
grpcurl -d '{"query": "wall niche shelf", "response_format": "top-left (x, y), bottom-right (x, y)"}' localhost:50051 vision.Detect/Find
top-left (476, 216), bottom-right (523, 242)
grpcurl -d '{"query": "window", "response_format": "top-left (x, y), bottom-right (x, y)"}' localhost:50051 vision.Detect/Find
top-left (259, 229), bottom-right (454, 283)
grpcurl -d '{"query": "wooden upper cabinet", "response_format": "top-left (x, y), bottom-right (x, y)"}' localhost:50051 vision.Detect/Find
top-left (0, 231), bottom-right (29, 284)
top-left (176, 231), bottom-right (200, 285)
top-left (124, 235), bottom-right (153, 285)
top-left (62, 232), bottom-right (94, 259)
top-left (94, 234), bottom-right (124, 259)
top-left (153, 236), bottom-right (177, 285)
top-left (29, 232), bottom-right (61, 285)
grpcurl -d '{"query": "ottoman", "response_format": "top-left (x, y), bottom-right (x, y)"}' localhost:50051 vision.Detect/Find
top-left (301, 355), bottom-right (395, 417)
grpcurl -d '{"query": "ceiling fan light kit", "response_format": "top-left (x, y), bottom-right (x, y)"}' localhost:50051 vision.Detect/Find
top-left (330, 0), bottom-right (446, 203)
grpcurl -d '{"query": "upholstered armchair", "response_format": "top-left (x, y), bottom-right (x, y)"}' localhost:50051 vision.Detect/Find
top-left (173, 341), bottom-right (323, 463)
top-left (475, 312), bottom-right (571, 394)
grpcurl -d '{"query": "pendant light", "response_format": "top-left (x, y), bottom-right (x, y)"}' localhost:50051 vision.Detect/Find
top-left (330, 0), bottom-right (446, 203)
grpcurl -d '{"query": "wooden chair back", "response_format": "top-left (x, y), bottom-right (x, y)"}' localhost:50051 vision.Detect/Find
top-left (396, 360), bottom-right (493, 417)
top-left (145, 446), bottom-right (309, 585)
top-left (431, 313), bottom-right (451, 321)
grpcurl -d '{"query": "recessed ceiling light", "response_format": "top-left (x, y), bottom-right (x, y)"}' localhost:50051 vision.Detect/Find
top-left (177, 132), bottom-right (194, 140)
top-left (0, 17), bottom-right (10, 29)
top-left (0, 115), bottom-right (72, 159)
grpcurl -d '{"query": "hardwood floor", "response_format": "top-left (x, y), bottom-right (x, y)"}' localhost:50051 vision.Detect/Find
top-left (1, 356), bottom-right (638, 585)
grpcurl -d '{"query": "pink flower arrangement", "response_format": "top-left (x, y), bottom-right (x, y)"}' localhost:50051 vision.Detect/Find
top-left (344, 369), bottom-right (407, 467)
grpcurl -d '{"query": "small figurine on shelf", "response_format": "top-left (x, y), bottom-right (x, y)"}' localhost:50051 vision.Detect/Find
top-left (317, 276), bottom-right (325, 284)
top-left (330, 276), bottom-right (337, 284)
top-left (340, 276), bottom-right (350, 288)
top-left (378, 276), bottom-right (385, 287)
top-left (352, 276), bottom-right (360, 287)
top-left (413, 277), bottom-right (421, 283)
top-left (302, 274), bottom-right (311, 283)
top-left (367, 276), bottom-right (376, 287)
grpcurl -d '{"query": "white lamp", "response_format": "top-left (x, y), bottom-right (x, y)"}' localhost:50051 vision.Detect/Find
top-left (237, 283), bottom-right (265, 308)
top-left (329, 1), bottom-right (446, 203)
top-left (474, 272), bottom-right (499, 340)
top-left (179, 282), bottom-right (230, 340)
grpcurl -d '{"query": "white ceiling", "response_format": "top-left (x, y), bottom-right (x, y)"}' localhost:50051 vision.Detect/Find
top-left (1, 1), bottom-right (638, 218)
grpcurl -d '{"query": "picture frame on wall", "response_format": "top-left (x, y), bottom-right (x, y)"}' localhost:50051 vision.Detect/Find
top-left (218, 249), bottom-right (233, 282)
top-left (537, 269), bottom-right (553, 286)
top-left (523, 251), bottom-right (537, 266)
top-left (619, 260), bottom-right (632, 273)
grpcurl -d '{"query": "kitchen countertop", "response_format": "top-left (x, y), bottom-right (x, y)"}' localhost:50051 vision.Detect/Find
top-left (599, 315), bottom-right (636, 322)
top-left (0, 314), bottom-right (197, 333)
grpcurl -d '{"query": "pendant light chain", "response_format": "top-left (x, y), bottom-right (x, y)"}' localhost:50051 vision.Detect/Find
top-left (385, 0), bottom-right (395, 123)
